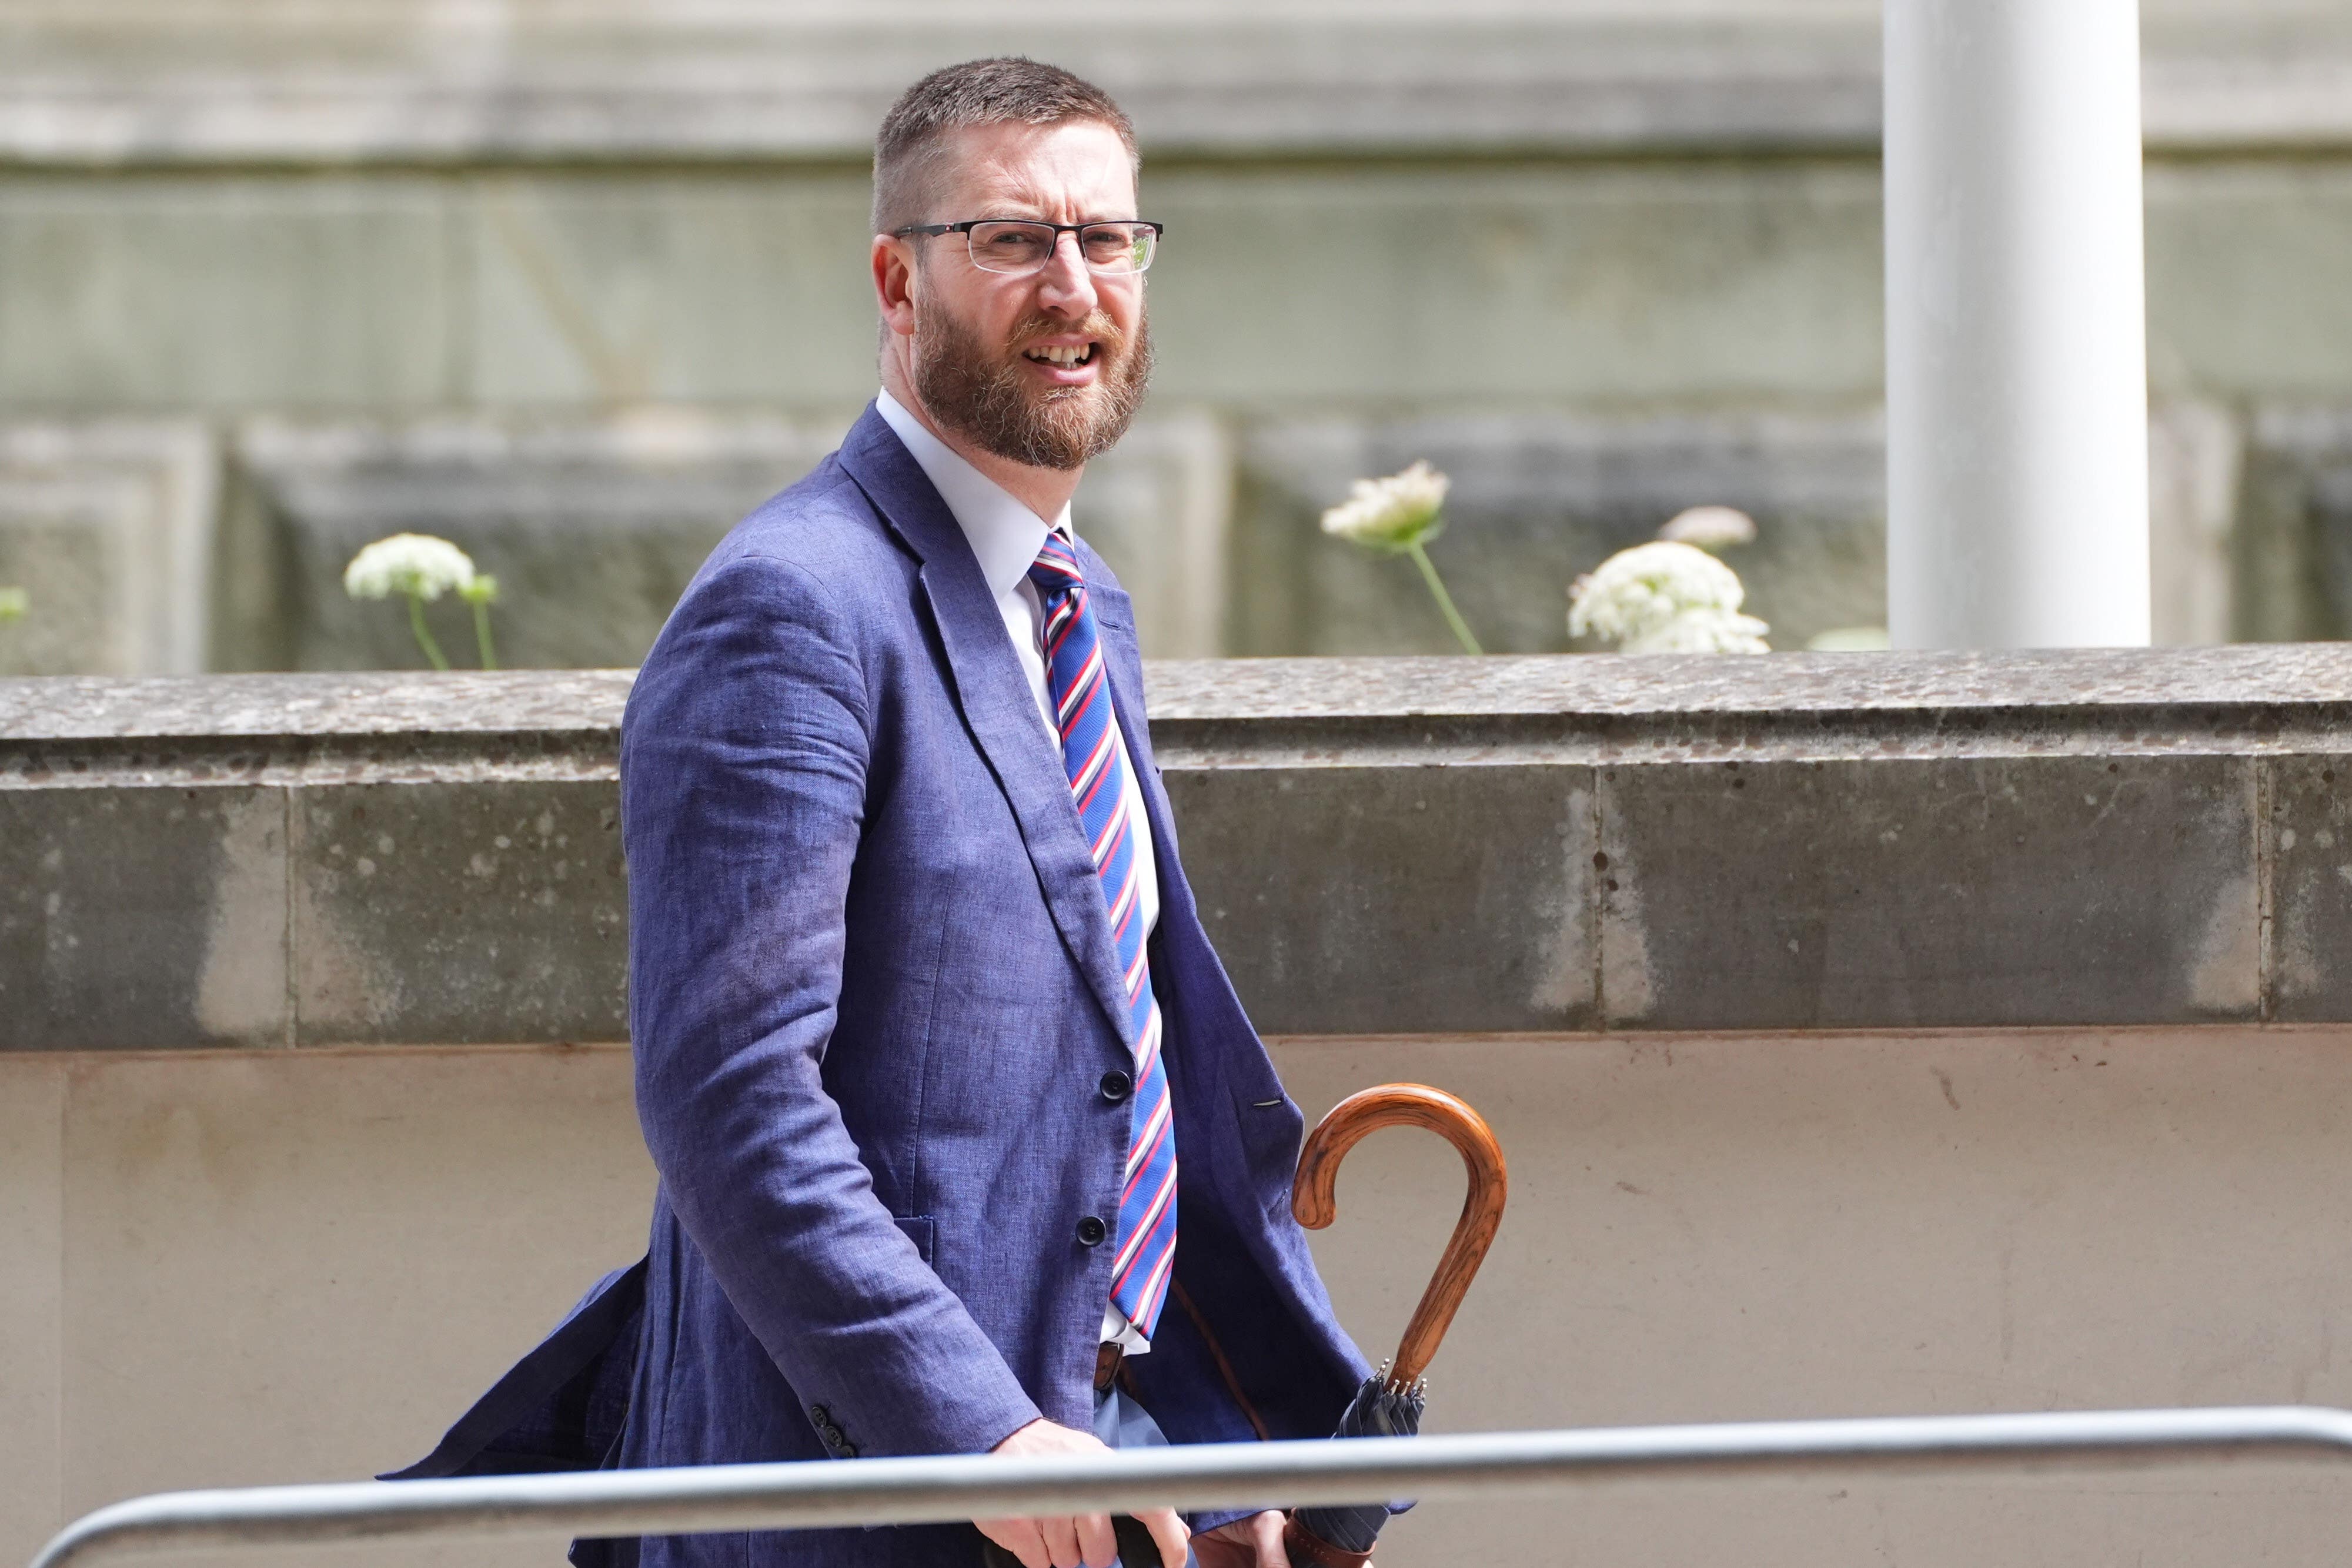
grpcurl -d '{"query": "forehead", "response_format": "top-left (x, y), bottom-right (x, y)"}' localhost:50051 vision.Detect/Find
top-left (934, 119), bottom-right (1137, 218)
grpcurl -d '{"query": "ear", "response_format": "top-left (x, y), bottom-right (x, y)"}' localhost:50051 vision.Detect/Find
top-left (873, 234), bottom-right (920, 339)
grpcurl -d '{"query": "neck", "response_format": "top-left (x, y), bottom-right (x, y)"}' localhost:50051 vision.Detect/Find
top-left (878, 355), bottom-right (1083, 523)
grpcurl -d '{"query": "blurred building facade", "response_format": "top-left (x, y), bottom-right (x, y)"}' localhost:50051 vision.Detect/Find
top-left (6, 0), bottom-right (2352, 671)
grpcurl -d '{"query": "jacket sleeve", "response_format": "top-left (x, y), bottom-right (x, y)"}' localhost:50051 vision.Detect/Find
top-left (620, 549), bottom-right (1043, 1459)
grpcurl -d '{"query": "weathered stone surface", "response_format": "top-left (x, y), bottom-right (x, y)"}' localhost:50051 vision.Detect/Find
top-left (0, 784), bottom-right (286, 1049)
top-left (2147, 400), bottom-right (2241, 647)
top-left (1232, 404), bottom-right (2247, 659)
top-left (226, 411), bottom-right (1232, 670)
top-left (291, 780), bottom-right (626, 1046)
top-left (2264, 753), bottom-right (2352, 1022)
top-left (460, 178), bottom-right (876, 406)
top-left (0, 5), bottom-right (1886, 165)
top-left (1234, 411), bottom-right (1888, 656)
top-left (0, 177), bottom-right (453, 409)
top-left (9, 1), bottom-right (2352, 166)
top-left (0, 423), bottom-right (216, 676)
top-left (1148, 163), bottom-right (1886, 409)
top-left (0, 669), bottom-right (633, 747)
top-left (2146, 164), bottom-right (2352, 400)
top-left (12, 648), bottom-right (2352, 1045)
top-left (1597, 754), bottom-right (2260, 1031)
top-left (2233, 404), bottom-right (2352, 642)
top-left (440, 159), bottom-right (1888, 408)
top-left (229, 413), bottom-right (841, 671)
top-left (1140, 643), bottom-right (2352, 729)
top-left (1070, 410), bottom-right (1233, 658)
top-left (1164, 763), bottom-right (1594, 1035)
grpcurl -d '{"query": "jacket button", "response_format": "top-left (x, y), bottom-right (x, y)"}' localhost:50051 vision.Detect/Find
top-left (809, 1405), bottom-right (830, 1424)
top-left (1076, 1215), bottom-right (1108, 1246)
top-left (1099, 1070), bottom-right (1132, 1103)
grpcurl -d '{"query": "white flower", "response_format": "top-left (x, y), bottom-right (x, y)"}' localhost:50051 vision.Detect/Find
top-left (1568, 539), bottom-right (1769, 654)
top-left (1320, 460), bottom-right (1451, 551)
top-left (343, 533), bottom-right (478, 601)
top-left (1656, 504), bottom-right (1757, 552)
top-left (1622, 606), bottom-right (1772, 654)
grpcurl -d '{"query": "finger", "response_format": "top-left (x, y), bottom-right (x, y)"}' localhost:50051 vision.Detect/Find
top-left (1077, 1512), bottom-right (1117, 1568)
top-left (1255, 1510), bottom-right (1292, 1568)
top-left (1141, 1506), bottom-right (1191, 1568)
top-left (1041, 1513), bottom-right (1084, 1568)
top-left (978, 1518), bottom-right (1054, 1568)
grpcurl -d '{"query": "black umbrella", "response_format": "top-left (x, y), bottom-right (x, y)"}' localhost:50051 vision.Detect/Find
top-left (1282, 1085), bottom-right (1507, 1567)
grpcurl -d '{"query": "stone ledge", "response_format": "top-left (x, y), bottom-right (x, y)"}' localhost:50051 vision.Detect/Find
top-left (7, 3), bottom-right (2352, 165)
top-left (3, 649), bottom-right (2348, 1047)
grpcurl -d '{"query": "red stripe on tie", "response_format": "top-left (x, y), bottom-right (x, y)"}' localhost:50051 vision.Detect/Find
top-left (1047, 598), bottom-right (1087, 661)
top-left (1124, 1095), bottom-right (1170, 1181)
top-left (1111, 1167), bottom-right (1178, 1280)
top-left (1058, 677), bottom-right (1105, 744)
top-left (1057, 646), bottom-right (1104, 724)
top-left (1071, 730), bottom-right (1119, 808)
top-left (1107, 869), bottom-right (1140, 932)
top-left (1091, 805), bottom-right (1130, 869)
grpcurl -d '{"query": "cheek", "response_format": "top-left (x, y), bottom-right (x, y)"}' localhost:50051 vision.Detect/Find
top-left (931, 276), bottom-right (1014, 342)
top-left (1102, 287), bottom-right (1145, 338)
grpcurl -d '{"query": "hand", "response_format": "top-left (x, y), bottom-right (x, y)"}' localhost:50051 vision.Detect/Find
top-left (1193, 1511), bottom-right (1291, 1568)
top-left (979, 1418), bottom-right (1191, 1568)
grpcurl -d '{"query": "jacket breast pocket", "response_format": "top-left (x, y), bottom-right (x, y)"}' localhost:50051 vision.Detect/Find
top-left (893, 1215), bottom-right (937, 1268)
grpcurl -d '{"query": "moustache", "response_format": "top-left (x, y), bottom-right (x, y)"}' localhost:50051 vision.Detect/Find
top-left (1007, 312), bottom-right (1128, 360)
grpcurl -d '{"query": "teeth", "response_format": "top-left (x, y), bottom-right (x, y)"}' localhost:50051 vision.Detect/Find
top-left (1028, 343), bottom-right (1090, 366)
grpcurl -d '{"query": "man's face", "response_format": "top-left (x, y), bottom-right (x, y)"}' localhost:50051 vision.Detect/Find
top-left (901, 119), bottom-right (1152, 472)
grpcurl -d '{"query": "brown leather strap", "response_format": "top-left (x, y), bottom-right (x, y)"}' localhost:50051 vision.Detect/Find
top-left (1282, 1514), bottom-right (1376, 1568)
top-left (1170, 1279), bottom-right (1271, 1442)
top-left (1093, 1340), bottom-right (1123, 1393)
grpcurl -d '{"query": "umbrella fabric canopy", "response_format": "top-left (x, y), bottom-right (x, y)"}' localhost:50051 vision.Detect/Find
top-left (1287, 1370), bottom-right (1426, 1556)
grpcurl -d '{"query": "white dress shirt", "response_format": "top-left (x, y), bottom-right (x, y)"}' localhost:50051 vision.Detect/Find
top-left (875, 390), bottom-right (1160, 1355)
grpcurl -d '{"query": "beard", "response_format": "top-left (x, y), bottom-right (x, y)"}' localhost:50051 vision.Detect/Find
top-left (911, 293), bottom-right (1153, 472)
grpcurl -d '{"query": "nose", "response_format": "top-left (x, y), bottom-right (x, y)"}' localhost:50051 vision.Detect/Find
top-left (1034, 229), bottom-right (1098, 317)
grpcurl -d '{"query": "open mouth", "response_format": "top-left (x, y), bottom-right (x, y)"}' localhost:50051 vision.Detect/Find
top-left (1023, 342), bottom-right (1098, 369)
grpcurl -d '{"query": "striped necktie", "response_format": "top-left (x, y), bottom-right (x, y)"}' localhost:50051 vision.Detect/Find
top-left (1027, 533), bottom-right (1178, 1341)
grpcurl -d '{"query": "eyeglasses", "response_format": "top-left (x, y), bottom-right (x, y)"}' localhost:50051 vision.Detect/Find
top-left (893, 219), bottom-right (1163, 277)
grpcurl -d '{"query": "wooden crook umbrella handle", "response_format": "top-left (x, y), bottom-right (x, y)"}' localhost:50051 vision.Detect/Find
top-left (1292, 1083), bottom-right (1506, 1389)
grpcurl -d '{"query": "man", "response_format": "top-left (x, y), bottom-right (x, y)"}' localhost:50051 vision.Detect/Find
top-left (389, 58), bottom-right (1373, 1568)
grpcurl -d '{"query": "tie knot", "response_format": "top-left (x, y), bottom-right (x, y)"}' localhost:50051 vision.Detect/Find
top-left (1028, 532), bottom-right (1085, 602)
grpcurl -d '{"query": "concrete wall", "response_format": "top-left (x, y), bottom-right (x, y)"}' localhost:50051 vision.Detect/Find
top-left (12, 650), bottom-right (2352, 1562)
top-left (11, 1030), bottom-right (2352, 1568)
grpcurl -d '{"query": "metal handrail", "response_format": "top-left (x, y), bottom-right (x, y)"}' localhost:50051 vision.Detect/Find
top-left (31, 1406), bottom-right (2352, 1568)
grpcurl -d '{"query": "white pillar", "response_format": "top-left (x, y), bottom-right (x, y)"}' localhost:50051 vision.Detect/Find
top-left (1884, 0), bottom-right (2151, 650)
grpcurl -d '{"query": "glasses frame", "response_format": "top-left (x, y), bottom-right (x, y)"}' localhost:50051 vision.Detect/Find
top-left (893, 218), bottom-right (1165, 277)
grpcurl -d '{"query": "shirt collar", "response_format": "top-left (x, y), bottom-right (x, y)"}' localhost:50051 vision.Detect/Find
top-left (875, 389), bottom-right (1072, 598)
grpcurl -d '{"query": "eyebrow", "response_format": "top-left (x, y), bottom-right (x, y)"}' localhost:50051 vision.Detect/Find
top-left (958, 174), bottom-right (1131, 225)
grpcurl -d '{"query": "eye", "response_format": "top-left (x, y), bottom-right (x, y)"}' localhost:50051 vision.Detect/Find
top-left (970, 222), bottom-right (1050, 267)
top-left (1080, 226), bottom-right (1139, 263)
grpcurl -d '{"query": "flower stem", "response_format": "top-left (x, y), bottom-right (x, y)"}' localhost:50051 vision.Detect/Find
top-left (407, 593), bottom-right (450, 671)
top-left (472, 601), bottom-right (498, 670)
top-left (1406, 540), bottom-right (1482, 655)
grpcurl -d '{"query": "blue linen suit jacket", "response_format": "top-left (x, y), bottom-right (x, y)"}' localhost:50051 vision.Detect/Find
top-left (389, 406), bottom-right (1372, 1566)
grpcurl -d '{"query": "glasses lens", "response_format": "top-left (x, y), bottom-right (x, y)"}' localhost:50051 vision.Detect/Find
top-left (1078, 223), bottom-right (1155, 274)
top-left (965, 221), bottom-right (1055, 274)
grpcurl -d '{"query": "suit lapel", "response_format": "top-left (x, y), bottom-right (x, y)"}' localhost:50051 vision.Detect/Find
top-left (837, 407), bottom-right (1136, 1044)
